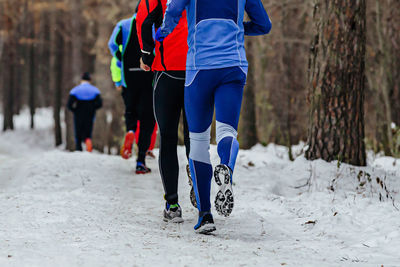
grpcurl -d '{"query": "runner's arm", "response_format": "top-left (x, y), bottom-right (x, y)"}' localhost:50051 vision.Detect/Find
top-left (94, 95), bottom-right (103, 110)
top-left (156, 0), bottom-right (189, 41)
top-left (108, 23), bottom-right (123, 61)
top-left (244, 0), bottom-right (271, 36)
top-left (67, 95), bottom-right (78, 112)
top-left (136, 0), bottom-right (163, 66)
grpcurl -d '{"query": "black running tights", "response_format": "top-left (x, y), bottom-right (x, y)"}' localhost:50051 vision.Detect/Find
top-left (153, 71), bottom-right (190, 205)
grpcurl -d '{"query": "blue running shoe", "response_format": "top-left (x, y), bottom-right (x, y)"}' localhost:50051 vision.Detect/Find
top-left (214, 164), bottom-right (234, 217)
top-left (194, 211), bottom-right (216, 234)
top-left (163, 203), bottom-right (184, 223)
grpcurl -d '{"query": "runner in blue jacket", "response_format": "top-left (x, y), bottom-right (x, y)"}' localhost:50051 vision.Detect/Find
top-left (67, 73), bottom-right (102, 152)
top-left (155, 0), bottom-right (271, 234)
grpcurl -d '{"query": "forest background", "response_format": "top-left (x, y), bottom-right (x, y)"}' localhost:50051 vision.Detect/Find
top-left (0, 0), bottom-right (399, 160)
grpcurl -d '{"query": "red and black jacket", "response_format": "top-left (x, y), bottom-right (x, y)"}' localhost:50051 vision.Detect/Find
top-left (136, 0), bottom-right (188, 71)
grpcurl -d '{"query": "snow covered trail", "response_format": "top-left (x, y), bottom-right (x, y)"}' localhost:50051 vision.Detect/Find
top-left (1, 110), bottom-right (400, 266)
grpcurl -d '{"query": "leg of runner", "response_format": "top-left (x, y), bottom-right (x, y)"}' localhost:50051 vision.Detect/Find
top-left (153, 70), bottom-right (186, 222)
top-left (149, 124), bottom-right (158, 151)
top-left (73, 115), bottom-right (83, 151)
top-left (136, 71), bottom-right (156, 174)
top-left (185, 67), bottom-right (246, 233)
top-left (120, 86), bottom-right (139, 159)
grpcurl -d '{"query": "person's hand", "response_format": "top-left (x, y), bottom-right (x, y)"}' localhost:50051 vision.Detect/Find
top-left (155, 28), bottom-right (166, 42)
top-left (140, 57), bottom-right (151, 71)
top-left (116, 85), bottom-right (122, 92)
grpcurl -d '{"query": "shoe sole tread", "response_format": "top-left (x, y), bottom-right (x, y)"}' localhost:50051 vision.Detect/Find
top-left (214, 165), bottom-right (234, 217)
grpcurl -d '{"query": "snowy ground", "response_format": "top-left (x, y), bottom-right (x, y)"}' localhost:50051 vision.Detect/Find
top-left (0, 110), bottom-right (399, 267)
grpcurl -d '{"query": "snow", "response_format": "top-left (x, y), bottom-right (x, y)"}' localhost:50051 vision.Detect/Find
top-left (0, 109), bottom-right (399, 266)
top-left (0, 109), bottom-right (55, 157)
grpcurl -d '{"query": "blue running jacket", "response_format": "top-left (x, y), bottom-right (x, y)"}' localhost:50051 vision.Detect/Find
top-left (158, 0), bottom-right (271, 71)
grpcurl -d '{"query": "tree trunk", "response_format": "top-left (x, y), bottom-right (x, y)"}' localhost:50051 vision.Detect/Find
top-left (91, 4), bottom-right (110, 152)
top-left (306, 0), bottom-right (367, 166)
top-left (0, 1), bottom-right (5, 63)
top-left (0, 0), bottom-right (5, 121)
top-left (50, 0), bottom-right (62, 146)
top-left (71, 0), bottom-right (83, 84)
top-left (3, 10), bottom-right (15, 131)
top-left (65, 0), bottom-right (83, 151)
top-left (239, 38), bottom-right (258, 149)
top-left (374, 0), bottom-right (393, 155)
top-left (63, 40), bottom-right (75, 151)
top-left (14, 10), bottom-right (24, 115)
top-left (28, 2), bottom-right (36, 129)
top-left (92, 2), bottom-right (127, 153)
top-left (387, 0), bottom-right (400, 126)
top-left (3, 36), bottom-right (15, 131)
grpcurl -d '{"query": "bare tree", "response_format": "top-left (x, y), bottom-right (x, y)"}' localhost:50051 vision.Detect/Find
top-left (64, 0), bottom-right (84, 151)
top-left (49, 0), bottom-right (63, 146)
top-left (365, 0), bottom-right (400, 155)
top-left (2, 0), bottom-right (18, 131)
top-left (306, 0), bottom-right (367, 166)
top-left (28, 0), bottom-right (36, 129)
top-left (239, 38), bottom-right (258, 149)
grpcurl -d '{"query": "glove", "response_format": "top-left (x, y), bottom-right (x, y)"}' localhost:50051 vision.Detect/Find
top-left (142, 52), bottom-right (155, 67)
top-left (155, 28), bottom-right (166, 42)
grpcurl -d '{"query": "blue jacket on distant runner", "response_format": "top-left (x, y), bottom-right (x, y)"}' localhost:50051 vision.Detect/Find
top-left (67, 82), bottom-right (102, 150)
top-left (156, 0), bottom-right (271, 72)
top-left (67, 82), bottom-right (102, 116)
top-left (69, 83), bottom-right (101, 102)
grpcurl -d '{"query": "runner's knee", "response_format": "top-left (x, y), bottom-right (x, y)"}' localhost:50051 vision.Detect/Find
top-left (189, 126), bottom-right (211, 164)
top-left (216, 121), bottom-right (238, 144)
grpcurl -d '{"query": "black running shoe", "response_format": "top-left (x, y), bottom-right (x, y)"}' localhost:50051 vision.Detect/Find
top-left (163, 203), bottom-right (184, 223)
top-left (194, 211), bottom-right (216, 234)
top-left (186, 164), bottom-right (197, 208)
top-left (214, 164), bottom-right (234, 217)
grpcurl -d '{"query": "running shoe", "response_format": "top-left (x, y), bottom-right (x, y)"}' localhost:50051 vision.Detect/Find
top-left (85, 138), bottom-right (93, 152)
top-left (163, 203), bottom-right (184, 223)
top-left (146, 150), bottom-right (156, 159)
top-left (214, 164), bottom-right (234, 217)
top-left (186, 164), bottom-right (197, 208)
top-left (121, 132), bottom-right (135, 159)
top-left (136, 162), bottom-right (151, 174)
top-left (194, 211), bottom-right (216, 234)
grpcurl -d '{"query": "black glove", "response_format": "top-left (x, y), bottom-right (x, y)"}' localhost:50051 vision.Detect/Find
top-left (142, 52), bottom-right (155, 67)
